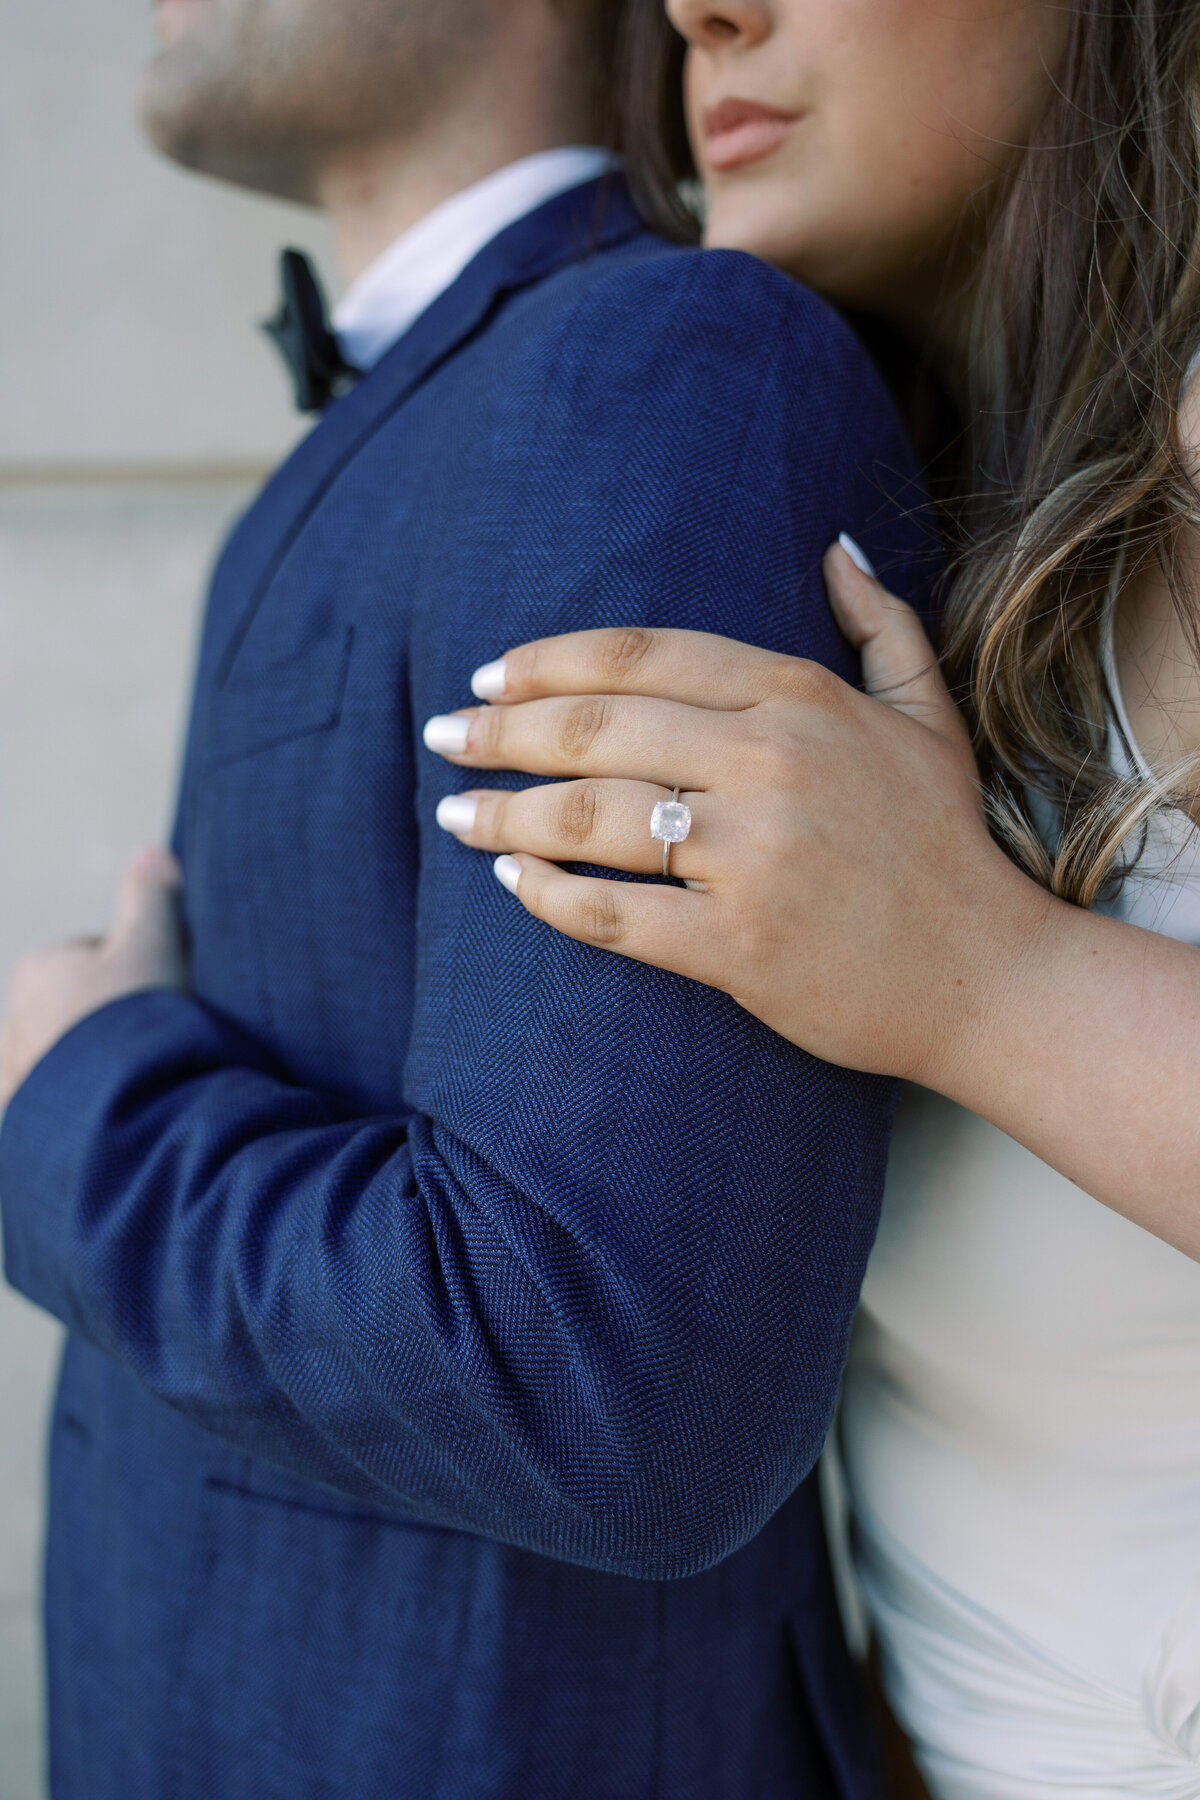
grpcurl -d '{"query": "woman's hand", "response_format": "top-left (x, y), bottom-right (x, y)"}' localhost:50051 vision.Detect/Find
top-left (424, 540), bottom-right (1200, 1256)
top-left (423, 542), bottom-right (1048, 1088)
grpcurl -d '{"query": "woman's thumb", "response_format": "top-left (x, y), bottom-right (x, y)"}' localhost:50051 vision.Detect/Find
top-left (823, 537), bottom-right (967, 746)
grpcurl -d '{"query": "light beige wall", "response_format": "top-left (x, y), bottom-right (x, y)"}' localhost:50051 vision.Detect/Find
top-left (1, 6), bottom-right (339, 1794)
top-left (2, 0), bottom-right (335, 470)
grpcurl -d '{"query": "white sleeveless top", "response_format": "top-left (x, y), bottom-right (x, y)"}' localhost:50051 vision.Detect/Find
top-left (839, 620), bottom-right (1200, 1798)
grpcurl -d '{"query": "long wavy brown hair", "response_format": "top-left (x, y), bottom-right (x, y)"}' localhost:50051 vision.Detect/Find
top-left (615, 0), bottom-right (1200, 908)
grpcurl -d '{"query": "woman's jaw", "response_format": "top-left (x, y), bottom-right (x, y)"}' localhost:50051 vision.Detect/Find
top-left (707, 161), bottom-right (990, 389)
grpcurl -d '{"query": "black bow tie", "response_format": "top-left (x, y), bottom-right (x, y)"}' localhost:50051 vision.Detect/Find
top-left (264, 248), bottom-right (361, 414)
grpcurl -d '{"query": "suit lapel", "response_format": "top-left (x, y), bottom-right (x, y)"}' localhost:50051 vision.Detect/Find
top-left (206, 176), bottom-right (647, 685)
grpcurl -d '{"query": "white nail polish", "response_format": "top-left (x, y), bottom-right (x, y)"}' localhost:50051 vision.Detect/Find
top-left (470, 658), bottom-right (507, 700)
top-left (436, 794), bottom-right (478, 835)
top-left (838, 532), bottom-right (876, 578)
top-left (423, 714), bottom-right (470, 755)
top-left (493, 855), bottom-right (521, 895)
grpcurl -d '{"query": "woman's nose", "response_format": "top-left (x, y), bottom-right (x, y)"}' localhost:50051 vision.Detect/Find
top-left (665, 0), bottom-right (772, 52)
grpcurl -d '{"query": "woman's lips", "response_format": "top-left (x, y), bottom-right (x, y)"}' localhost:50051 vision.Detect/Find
top-left (703, 98), bottom-right (801, 173)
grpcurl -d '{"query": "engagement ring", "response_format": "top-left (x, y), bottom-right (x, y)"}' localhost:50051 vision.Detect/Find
top-left (650, 787), bottom-right (692, 878)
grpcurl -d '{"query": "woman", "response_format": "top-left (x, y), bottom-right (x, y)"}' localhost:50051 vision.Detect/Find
top-left (424, 0), bottom-right (1200, 1794)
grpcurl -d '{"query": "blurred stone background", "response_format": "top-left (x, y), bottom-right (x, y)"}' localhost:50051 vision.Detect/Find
top-left (1, 5), bottom-right (334, 1793)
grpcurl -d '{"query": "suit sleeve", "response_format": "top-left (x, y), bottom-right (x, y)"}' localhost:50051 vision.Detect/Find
top-left (0, 253), bottom-right (931, 1581)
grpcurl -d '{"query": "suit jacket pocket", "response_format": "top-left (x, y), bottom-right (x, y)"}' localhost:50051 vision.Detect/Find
top-left (167, 1478), bottom-right (663, 1800)
top-left (203, 624), bottom-right (354, 768)
top-left (170, 1478), bottom-right (487, 1799)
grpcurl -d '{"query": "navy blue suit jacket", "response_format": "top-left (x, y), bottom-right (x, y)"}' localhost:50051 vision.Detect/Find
top-left (0, 182), bottom-right (936, 1799)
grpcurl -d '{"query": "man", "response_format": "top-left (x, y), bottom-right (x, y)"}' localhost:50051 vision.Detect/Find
top-left (0, 3), bottom-right (935, 1795)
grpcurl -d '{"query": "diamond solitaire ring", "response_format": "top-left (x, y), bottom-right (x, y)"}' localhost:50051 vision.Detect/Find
top-left (650, 787), bottom-right (692, 878)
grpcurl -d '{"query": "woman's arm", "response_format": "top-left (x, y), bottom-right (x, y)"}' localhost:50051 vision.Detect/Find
top-left (424, 543), bottom-right (1200, 1261)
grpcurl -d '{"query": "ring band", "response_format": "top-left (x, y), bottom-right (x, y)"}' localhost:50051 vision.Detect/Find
top-left (649, 786), bottom-right (693, 878)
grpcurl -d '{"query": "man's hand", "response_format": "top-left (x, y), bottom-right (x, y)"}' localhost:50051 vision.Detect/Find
top-left (0, 849), bottom-right (188, 1109)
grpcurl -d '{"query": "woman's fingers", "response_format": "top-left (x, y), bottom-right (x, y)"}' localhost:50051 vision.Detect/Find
top-left (437, 779), bottom-right (710, 880)
top-left (489, 854), bottom-right (720, 980)
top-left (470, 627), bottom-right (803, 711)
top-left (822, 541), bottom-right (970, 749)
top-left (423, 692), bottom-right (743, 786)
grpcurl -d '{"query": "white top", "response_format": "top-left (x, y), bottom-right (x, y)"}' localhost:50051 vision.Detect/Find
top-left (839, 613), bottom-right (1200, 1798)
top-left (331, 146), bottom-right (616, 371)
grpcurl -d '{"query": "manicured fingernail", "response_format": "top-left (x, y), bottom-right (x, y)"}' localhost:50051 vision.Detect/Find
top-left (436, 794), bottom-right (478, 835)
top-left (493, 855), bottom-right (521, 895)
top-left (423, 714), bottom-right (471, 755)
top-left (837, 533), bottom-right (876, 578)
top-left (470, 658), bottom-right (507, 700)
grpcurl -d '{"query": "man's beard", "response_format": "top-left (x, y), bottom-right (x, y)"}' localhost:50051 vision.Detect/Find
top-left (138, 0), bottom-right (493, 202)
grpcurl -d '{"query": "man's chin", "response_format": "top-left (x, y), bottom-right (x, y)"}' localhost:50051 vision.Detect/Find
top-left (141, 119), bottom-right (318, 204)
top-left (137, 81), bottom-right (316, 204)
top-left (136, 20), bottom-right (314, 205)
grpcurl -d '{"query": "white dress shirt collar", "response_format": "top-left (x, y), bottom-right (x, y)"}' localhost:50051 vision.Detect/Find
top-left (332, 146), bottom-right (618, 373)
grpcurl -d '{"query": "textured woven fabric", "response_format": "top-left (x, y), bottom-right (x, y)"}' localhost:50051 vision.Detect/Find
top-left (0, 180), bottom-right (937, 1799)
